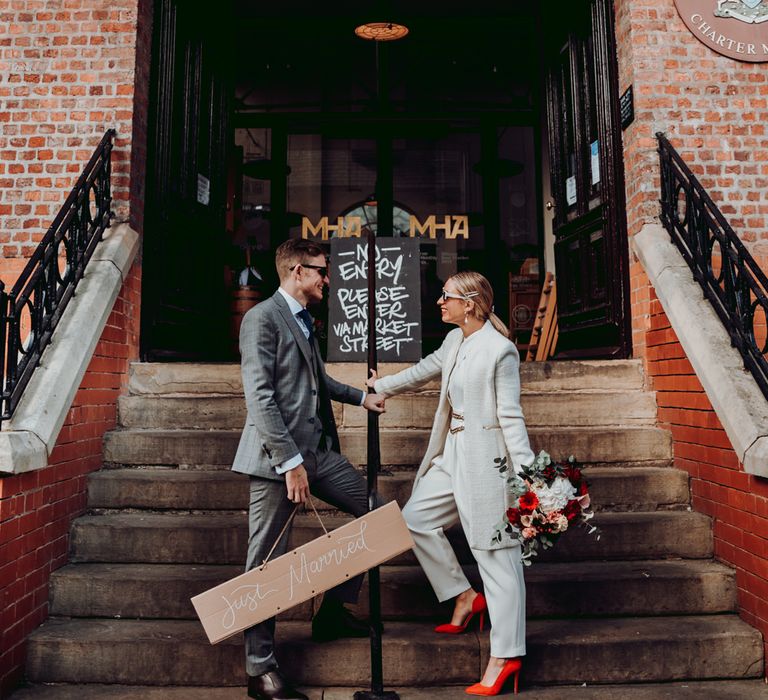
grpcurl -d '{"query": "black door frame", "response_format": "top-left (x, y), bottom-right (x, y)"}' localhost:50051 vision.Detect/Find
top-left (545, 0), bottom-right (631, 358)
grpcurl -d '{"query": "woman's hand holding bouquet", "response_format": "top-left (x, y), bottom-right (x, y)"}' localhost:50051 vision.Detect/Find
top-left (492, 451), bottom-right (600, 565)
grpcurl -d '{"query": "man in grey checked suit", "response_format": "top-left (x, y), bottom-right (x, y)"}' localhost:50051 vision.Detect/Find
top-left (232, 238), bottom-right (387, 700)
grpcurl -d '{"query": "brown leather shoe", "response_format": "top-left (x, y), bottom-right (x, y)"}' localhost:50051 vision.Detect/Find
top-left (247, 670), bottom-right (308, 700)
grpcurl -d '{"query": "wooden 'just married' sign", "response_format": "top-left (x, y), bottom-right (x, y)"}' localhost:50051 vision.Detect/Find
top-left (191, 501), bottom-right (414, 644)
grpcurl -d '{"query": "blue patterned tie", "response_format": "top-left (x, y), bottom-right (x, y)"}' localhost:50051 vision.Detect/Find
top-left (297, 308), bottom-right (314, 341)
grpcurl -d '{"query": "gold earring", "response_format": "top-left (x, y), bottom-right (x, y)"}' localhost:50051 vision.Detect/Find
top-left (464, 311), bottom-right (469, 325)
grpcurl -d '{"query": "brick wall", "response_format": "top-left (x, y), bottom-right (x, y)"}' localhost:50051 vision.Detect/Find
top-left (0, 0), bottom-right (147, 692)
top-left (617, 0), bottom-right (768, 664)
top-left (637, 276), bottom-right (768, 662)
top-left (615, 0), bottom-right (768, 241)
top-left (0, 264), bottom-right (141, 693)
top-left (0, 0), bottom-right (141, 282)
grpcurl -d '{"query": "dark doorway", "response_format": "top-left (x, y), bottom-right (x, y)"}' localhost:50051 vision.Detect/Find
top-left (141, 1), bottom-right (629, 361)
top-left (230, 6), bottom-right (544, 359)
top-left (141, 0), bottom-right (232, 361)
top-left (544, 0), bottom-right (631, 358)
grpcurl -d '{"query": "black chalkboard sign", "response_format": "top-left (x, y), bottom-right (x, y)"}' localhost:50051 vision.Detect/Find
top-left (620, 85), bottom-right (634, 130)
top-left (327, 237), bottom-right (422, 362)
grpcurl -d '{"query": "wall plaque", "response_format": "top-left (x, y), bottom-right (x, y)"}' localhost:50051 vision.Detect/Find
top-left (619, 86), bottom-right (635, 131)
top-left (674, 0), bottom-right (768, 62)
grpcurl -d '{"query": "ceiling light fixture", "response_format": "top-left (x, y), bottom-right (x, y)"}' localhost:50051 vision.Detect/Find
top-left (354, 21), bottom-right (409, 41)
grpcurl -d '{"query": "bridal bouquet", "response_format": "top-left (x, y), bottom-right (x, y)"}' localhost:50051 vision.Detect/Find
top-left (491, 451), bottom-right (599, 564)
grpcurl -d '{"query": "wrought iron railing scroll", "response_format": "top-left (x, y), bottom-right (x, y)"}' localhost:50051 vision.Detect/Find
top-left (0, 129), bottom-right (116, 427)
top-left (657, 132), bottom-right (768, 402)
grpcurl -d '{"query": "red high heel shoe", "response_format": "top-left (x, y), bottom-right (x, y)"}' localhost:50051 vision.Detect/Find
top-left (434, 592), bottom-right (487, 634)
top-left (465, 658), bottom-right (522, 696)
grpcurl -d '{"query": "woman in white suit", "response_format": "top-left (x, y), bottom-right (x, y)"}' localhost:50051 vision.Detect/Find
top-left (368, 271), bottom-right (535, 696)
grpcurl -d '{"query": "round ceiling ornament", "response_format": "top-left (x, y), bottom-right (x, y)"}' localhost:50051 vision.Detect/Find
top-left (354, 22), bottom-right (409, 42)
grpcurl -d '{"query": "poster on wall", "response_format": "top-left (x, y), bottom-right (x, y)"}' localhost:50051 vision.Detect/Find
top-left (566, 176), bottom-right (577, 206)
top-left (673, 0), bottom-right (768, 62)
top-left (327, 237), bottom-right (422, 362)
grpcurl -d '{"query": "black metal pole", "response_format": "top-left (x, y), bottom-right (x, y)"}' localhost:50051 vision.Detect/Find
top-left (354, 229), bottom-right (399, 700)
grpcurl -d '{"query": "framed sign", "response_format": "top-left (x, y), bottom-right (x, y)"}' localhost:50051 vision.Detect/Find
top-left (327, 237), bottom-right (422, 362)
top-left (674, 1), bottom-right (768, 62)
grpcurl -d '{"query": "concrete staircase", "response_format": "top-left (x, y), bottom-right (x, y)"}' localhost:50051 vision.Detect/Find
top-left (19, 360), bottom-right (765, 696)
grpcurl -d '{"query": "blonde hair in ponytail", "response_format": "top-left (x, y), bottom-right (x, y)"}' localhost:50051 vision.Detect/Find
top-left (448, 271), bottom-right (510, 338)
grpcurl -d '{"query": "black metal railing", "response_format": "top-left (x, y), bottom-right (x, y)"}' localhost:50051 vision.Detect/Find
top-left (657, 132), bottom-right (768, 402)
top-left (0, 129), bottom-right (116, 426)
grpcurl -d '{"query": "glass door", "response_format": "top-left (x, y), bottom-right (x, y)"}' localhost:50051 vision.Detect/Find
top-left (238, 121), bottom-right (539, 358)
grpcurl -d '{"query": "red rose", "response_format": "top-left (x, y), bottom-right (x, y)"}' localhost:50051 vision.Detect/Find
top-left (506, 507), bottom-right (522, 527)
top-left (578, 481), bottom-right (589, 496)
top-left (564, 464), bottom-right (582, 483)
top-left (563, 498), bottom-right (582, 522)
top-left (518, 491), bottom-right (539, 514)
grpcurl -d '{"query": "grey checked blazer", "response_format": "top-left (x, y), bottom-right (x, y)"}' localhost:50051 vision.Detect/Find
top-left (232, 291), bottom-right (364, 480)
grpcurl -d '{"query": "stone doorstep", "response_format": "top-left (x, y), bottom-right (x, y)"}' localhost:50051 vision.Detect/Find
top-left (9, 682), bottom-right (768, 700)
top-left (102, 425), bottom-right (674, 467)
top-left (24, 617), bottom-right (763, 686)
top-left (117, 389), bottom-right (658, 430)
top-left (48, 560), bottom-right (737, 620)
top-left (67, 511), bottom-right (714, 565)
top-left (126, 360), bottom-right (646, 397)
top-left (86, 466), bottom-right (690, 512)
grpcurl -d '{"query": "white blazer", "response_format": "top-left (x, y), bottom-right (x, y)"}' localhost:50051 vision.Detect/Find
top-left (375, 322), bottom-right (535, 550)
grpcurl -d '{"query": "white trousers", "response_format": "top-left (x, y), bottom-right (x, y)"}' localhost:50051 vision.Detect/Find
top-left (402, 452), bottom-right (526, 658)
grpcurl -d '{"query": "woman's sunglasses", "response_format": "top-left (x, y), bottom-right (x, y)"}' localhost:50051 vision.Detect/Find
top-left (440, 290), bottom-right (479, 302)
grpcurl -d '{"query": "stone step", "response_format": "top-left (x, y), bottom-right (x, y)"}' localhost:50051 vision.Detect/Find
top-left (86, 466), bottom-right (689, 512)
top-left (49, 560), bottom-right (737, 621)
top-left (339, 389), bottom-right (658, 430)
top-left (25, 616), bottom-right (763, 686)
top-left (101, 458), bottom-right (678, 473)
top-left (117, 389), bottom-right (657, 430)
top-left (69, 511), bottom-right (713, 565)
top-left (126, 360), bottom-right (646, 397)
top-left (9, 680), bottom-right (768, 700)
top-left (103, 425), bottom-right (673, 467)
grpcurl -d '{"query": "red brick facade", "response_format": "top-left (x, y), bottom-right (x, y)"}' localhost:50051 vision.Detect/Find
top-left (616, 0), bottom-right (768, 240)
top-left (632, 263), bottom-right (768, 662)
top-left (0, 0), bottom-right (141, 282)
top-left (2, 0), bottom-right (768, 692)
top-left (0, 0), bottom-right (147, 692)
top-left (619, 0), bottom-right (768, 664)
top-left (0, 267), bottom-right (140, 693)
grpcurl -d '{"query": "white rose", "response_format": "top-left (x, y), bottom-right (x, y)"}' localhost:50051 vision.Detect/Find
top-left (535, 476), bottom-right (576, 514)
